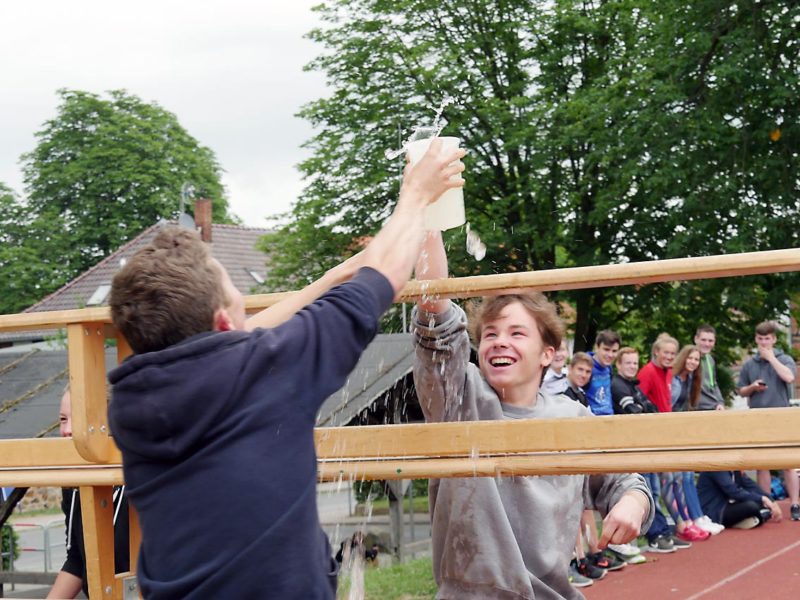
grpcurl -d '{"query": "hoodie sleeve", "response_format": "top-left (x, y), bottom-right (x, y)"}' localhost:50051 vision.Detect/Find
top-left (411, 302), bottom-right (470, 423)
top-left (248, 267), bottom-right (394, 416)
top-left (60, 488), bottom-right (84, 580)
top-left (584, 473), bottom-right (655, 534)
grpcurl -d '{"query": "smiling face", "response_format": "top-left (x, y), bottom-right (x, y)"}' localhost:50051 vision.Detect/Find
top-left (569, 361), bottom-right (593, 389)
top-left (655, 342), bottom-right (678, 369)
top-left (550, 340), bottom-right (568, 372)
top-left (595, 342), bottom-right (620, 368)
top-left (478, 301), bottom-right (555, 398)
top-left (685, 350), bottom-right (701, 373)
top-left (618, 351), bottom-right (640, 380)
top-left (694, 331), bottom-right (716, 355)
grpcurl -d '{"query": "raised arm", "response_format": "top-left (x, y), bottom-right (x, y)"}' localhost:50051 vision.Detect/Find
top-left (414, 231), bottom-right (451, 314)
top-left (245, 252), bottom-right (365, 331)
top-left (362, 139), bottom-right (465, 295)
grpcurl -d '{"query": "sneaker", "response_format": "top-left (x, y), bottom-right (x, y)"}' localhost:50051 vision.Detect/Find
top-left (645, 535), bottom-right (676, 553)
top-left (568, 562), bottom-right (594, 588)
top-left (791, 504), bottom-right (800, 521)
top-left (589, 550), bottom-right (626, 571)
top-left (577, 557), bottom-right (607, 580)
top-left (732, 516), bottom-right (760, 529)
top-left (624, 553), bottom-right (647, 565)
top-left (695, 516), bottom-right (724, 535)
top-left (677, 524), bottom-right (710, 542)
top-left (607, 542), bottom-right (641, 557)
top-left (669, 535), bottom-right (692, 549)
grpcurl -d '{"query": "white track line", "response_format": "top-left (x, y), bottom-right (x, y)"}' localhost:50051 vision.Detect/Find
top-left (686, 538), bottom-right (800, 599)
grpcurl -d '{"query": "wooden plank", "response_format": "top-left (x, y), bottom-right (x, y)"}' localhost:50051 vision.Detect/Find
top-left (79, 486), bottom-right (116, 599)
top-left (0, 468), bottom-right (123, 487)
top-left (0, 438), bottom-right (101, 467)
top-left (1, 249), bottom-right (797, 333)
top-left (314, 408), bottom-right (800, 459)
top-left (68, 323), bottom-right (115, 463)
top-left (317, 446), bottom-right (800, 480)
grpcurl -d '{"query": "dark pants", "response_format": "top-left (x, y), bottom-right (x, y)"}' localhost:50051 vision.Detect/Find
top-left (721, 500), bottom-right (762, 528)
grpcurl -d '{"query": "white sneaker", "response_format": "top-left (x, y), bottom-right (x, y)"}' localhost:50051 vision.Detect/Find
top-left (697, 515), bottom-right (724, 535)
top-left (607, 543), bottom-right (641, 557)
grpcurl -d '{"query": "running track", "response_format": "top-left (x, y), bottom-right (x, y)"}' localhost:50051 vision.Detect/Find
top-left (583, 500), bottom-right (800, 600)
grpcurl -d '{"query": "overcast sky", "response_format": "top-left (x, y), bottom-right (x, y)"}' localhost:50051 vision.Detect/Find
top-left (0, 1), bottom-right (327, 226)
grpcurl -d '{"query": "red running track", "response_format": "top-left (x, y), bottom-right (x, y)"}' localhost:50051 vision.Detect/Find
top-left (583, 500), bottom-right (800, 600)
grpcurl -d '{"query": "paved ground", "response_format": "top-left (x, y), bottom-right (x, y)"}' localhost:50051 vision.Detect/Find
top-left (584, 499), bottom-right (800, 600)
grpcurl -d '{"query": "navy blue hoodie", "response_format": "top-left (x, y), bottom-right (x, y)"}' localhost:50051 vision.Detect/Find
top-left (108, 268), bottom-right (393, 599)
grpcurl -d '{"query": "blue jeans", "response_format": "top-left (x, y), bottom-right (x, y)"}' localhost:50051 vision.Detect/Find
top-left (644, 473), bottom-right (672, 541)
top-left (682, 471), bottom-right (704, 521)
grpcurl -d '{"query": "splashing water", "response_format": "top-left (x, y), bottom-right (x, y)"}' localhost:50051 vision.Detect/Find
top-left (384, 95), bottom-right (457, 160)
top-left (466, 223), bottom-right (487, 261)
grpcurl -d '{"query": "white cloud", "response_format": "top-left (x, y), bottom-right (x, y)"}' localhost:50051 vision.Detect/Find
top-left (0, 0), bottom-right (327, 225)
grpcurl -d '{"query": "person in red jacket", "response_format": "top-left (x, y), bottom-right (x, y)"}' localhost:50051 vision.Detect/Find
top-left (637, 333), bottom-right (678, 413)
top-left (638, 333), bottom-right (709, 542)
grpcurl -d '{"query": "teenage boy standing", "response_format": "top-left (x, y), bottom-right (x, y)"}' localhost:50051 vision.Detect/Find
top-left (585, 331), bottom-right (621, 416)
top-left (694, 325), bottom-right (726, 410)
top-left (107, 141), bottom-right (465, 599)
top-left (412, 232), bottom-right (653, 599)
top-left (737, 321), bottom-right (799, 520)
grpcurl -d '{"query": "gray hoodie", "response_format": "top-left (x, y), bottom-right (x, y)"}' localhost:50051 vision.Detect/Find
top-left (413, 304), bottom-right (654, 600)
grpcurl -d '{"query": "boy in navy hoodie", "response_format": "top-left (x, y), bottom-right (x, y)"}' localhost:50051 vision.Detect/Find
top-left (107, 140), bottom-right (465, 599)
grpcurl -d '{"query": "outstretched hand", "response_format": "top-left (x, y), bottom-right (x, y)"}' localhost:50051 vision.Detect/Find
top-left (598, 490), bottom-right (649, 548)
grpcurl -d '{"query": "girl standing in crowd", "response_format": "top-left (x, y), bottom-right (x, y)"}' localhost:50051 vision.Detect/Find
top-left (671, 345), bottom-right (724, 535)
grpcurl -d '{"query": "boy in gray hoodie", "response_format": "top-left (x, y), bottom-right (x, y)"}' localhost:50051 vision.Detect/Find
top-left (412, 232), bottom-right (653, 599)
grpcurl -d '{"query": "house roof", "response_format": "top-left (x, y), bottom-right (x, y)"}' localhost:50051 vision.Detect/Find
top-left (0, 334), bottom-right (416, 439)
top-left (25, 221), bottom-right (271, 314)
top-left (2, 221), bottom-right (271, 344)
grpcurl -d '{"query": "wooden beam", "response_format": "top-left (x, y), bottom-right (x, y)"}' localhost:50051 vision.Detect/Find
top-left (0, 438), bottom-right (102, 467)
top-left (2, 249), bottom-right (797, 333)
top-left (79, 486), bottom-right (116, 599)
top-left (68, 323), bottom-right (115, 463)
top-left (314, 408), bottom-right (800, 459)
top-left (0, 468), bottom-right (123, 487)
top-left (317, 446), bottom-right (800, 480)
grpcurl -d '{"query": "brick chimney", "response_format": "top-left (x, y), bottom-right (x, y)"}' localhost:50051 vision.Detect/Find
top-left (194, 198), bottom-right (212, 243)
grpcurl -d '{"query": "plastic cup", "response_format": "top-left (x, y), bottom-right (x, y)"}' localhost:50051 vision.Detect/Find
top-left (406, 136), bottom-right (465, 231)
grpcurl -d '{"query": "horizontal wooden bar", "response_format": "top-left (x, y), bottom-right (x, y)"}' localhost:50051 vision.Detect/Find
top-left (314, 408), bottom-right (800, 459)
top-left (0, 438), bottom-right (109, 467)
top-left (2, 249), bottom-right (797, 332)
top-left (318, 446), bottom-right (800, 480)
top-left (0, 467), bottom-right (123, 487)
top-left (396, 247), bottom-right (800, 301)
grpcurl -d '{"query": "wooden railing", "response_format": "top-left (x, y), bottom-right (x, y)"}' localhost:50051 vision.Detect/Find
top-left (0, 247), bottom-right (798, 598)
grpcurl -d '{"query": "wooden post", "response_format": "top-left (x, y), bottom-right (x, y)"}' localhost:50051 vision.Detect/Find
top-left (68, 323), bottom-right (114, 463)
top-left (79, 486), bottom-right (116, 599)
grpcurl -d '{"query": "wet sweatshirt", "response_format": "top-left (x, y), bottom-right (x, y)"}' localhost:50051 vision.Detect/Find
top-left (108, 267), bottom-right (394, 600)
top-left (413, 304), bottom-right (654, 600)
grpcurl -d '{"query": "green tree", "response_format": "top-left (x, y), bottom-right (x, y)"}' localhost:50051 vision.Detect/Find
top-left (20, 89), bottom-right (234, 292)
top-left (264, 0), bottom-right (799, 354)
top-left (0, 183), bottom-right (57, 314)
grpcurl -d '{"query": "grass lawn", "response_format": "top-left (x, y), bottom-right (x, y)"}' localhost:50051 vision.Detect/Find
top-left (339, 557), bottom-right (437, 599)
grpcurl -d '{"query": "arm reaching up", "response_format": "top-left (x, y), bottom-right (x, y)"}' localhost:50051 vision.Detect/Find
top-left (362, 138), bottom-right (465, 296)
top-left (414, 231), bottom-right (451, 315)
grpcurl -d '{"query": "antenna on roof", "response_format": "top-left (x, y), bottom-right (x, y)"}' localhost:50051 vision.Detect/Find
top-left (178, 182), bottom-right (196, 230)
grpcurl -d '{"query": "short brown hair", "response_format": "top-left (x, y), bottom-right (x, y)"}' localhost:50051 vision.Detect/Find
top-left (615, 346), bottom-right (639, 366)
top-left (695, 324), bottom-right (716, 337)
top-left (110, 227), bottom-right (227, 354)
top-left (755, 321), bottom-right (778, 336)
top-left (569, 351), bottom-right (593, 369)
top-left (595, 329), bottom-right (621, 348)
top-left (467, 292), bottom-right (564, 352)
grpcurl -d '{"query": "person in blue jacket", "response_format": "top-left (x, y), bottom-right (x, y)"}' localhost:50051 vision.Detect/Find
top-left (585, 330), bottom-right (620, 415)
top-left (106, 140), bottom-right (465, 600)
top-left (697, 471), bottom-right (782, 529)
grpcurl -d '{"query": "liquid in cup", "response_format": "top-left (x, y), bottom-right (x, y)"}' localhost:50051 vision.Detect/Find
top-left (406, 136), bottom-right (465, 231)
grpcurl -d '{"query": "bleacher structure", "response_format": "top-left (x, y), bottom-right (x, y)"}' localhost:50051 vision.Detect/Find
top-left (0, 248), bottom-right (798, 598)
